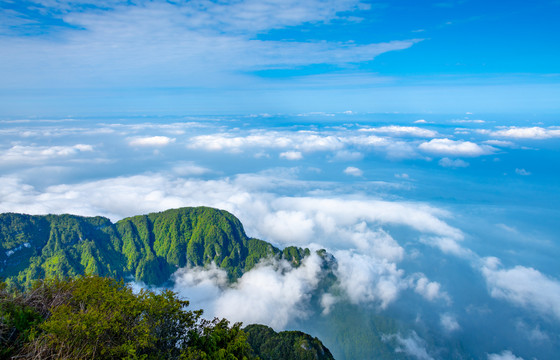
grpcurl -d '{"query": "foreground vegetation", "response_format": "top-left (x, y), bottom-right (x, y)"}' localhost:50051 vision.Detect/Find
top-left (0, 275), bottom-right (334, 360)
top-left (0, 208), bottom-right (336, 359)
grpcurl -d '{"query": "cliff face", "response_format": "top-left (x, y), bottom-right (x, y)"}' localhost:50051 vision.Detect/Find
top-left (0, 207), bottom-right (309, 287)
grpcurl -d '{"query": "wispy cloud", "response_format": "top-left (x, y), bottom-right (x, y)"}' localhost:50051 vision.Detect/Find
top-left (187, 129), bottom-right (420, 159)
top-left (482, 140), bottom-right (516, 148)
top-left (171, 162), bottom-right (211, 176)
top-left (0, 144), bottom-right (94, 164)
top-left (438, 157), bottom-right (469, 168)
top-left (411, 274), bottom-right (449, 303)
top-left (488, 126), bottom-right (560, 139)
top-left (0, 0), bottom-right (421, 89)
top-left (359, 126), bottom-right (438, 138)
top-left (515, 168), bottom-right (530, 176)
top-left (481, 257), bottom-right (560, 321)
top-left (383, 331), bottom-right (435, 360)
top-left (343, 166), bottom-right (363, 176)
top-left (451, 119), bottom-right (485, 124)
top-left (128, 136), bottom-right (175, 147)
top-left (419, 138), bottom-right (495, 157)
top-left (279, 151), bottom-right (303, 160)
top-left (440, 313), bottom-right (460, 332)
top-left (188, 131), bottom-right (343, 153)
top-left (487, 350), bottom-right (524, 360)
top-left (173, 254), bottom-right (326, 329)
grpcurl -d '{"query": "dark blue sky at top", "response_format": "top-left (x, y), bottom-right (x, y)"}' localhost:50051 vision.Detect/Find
top-left (256, 0), bottom-right (560, 75)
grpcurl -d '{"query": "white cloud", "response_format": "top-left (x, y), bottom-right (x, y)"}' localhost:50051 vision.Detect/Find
top-left (515, 321), bottom-right (551, 343)
top-left (452, 119), bottom-right (485, 124)
top-left (279, 151), bottom-right (303, 160)
top-left (411, 274), bottom-right (450, 303)
top-left (481, 257), bottom-right (560, 320)
top-left (343, 166), bottom-right (363, 177)
top-left (384, 331), bottom-right (434, 360)
top-left (487, 350), bottom-right (524, 360)
top-left (172, 263), bottom-right (229, 310)
top-left (438, 157), bottom-right (469, 168)
top-left (413, 119), bottom-right (427, 124)
top-left (419, 138), bottom-right (495, 157)
top-left (359, 126), bottom-right (438, 138)
top-left (171, 162), bottom-right (211, 176)
top-left (261, 210), bottom-right (315, 244)
top-left (419, 236), bottom-right (470, 258)
top-left (188, 131), bottom-right (343, 153)
top-left (128, 136), bottom-right (175, 147)
top-left (1, 0), bottom-right (421, 89)
top-left (0, 173), bottom-right (464, 249)
top-left (334, 250), bottom-right (405, 307)
top-left (515, 168), bottom-right (530, 176)
top-left (482, 140), bottom-right (516, 148)
top-left (0, 171), bottom-right (465, 317)
top-left (395, 173), bottom-right (409, 179)
top-left (172, 254), bottom-right (325, 330)
top-left (187, 128), bottom-right (422, 159)
top-left (262, 197), bottom-right (464, 247)
top-left (320, 293), bottom-right (338, 315)
top-left (440, 313), bottom-right (460, 332)
top-left (346, 135), bottom-right (419, 159)
top-left (331, 150), bottom-right (364, 161)
top-left (0, 144), bottom-right (94, 164)
top-left (489, 126), bottom-right (560, 139)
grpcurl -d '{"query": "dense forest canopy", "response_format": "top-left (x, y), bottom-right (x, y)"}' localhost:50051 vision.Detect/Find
top-left (0, 207), bottom-right (312, 288)
top-left (0, 275), bottom-right (333, 360)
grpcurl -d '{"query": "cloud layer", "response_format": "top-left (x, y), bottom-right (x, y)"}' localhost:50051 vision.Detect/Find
top-left (0, 116), bottom-right (559, 358)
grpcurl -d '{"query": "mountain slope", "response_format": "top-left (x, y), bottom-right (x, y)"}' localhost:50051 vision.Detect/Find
top-left (244, 324), bottom-right (335, 360)
top-left (0, 207), bottom-right (310, 288)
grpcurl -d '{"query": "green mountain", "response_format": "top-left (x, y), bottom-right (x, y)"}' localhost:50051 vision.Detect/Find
top-left (244, 324), bottom-right (335, 360)
top-left (0, 207), bottom-right (311, 288)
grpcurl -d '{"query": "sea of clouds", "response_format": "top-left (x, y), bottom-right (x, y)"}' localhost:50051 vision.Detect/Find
top-left (1, 115), bottom-right (559, 359)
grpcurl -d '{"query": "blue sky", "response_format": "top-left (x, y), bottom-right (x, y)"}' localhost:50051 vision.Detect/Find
top-left (1, 0), bottom-right (559, 116)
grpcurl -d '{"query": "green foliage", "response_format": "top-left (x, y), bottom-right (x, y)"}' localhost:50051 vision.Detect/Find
top-left (182, 319), bottom-right (253, 360)
top-left (0, 207), bottom-right (318, 288)
top-left (0, 282), bottom-right (42, 358)
top-left (1, 213), bottom-right (126, 289)
top-left (244, 324), bottom-right (334, 360)
top-left (0, 209), bottom-right (338, 360)
top-left (0, 276), bottom-right (260, 360)
top-left (281, 247), bottom-right (310, 267)
top-left (31, 276), bottom-right (192, 359)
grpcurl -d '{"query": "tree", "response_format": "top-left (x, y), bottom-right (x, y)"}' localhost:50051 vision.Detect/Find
top-left (0, 276), bottom-right (257, 360)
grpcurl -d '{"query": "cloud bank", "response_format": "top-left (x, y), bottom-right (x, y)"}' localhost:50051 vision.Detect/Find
top-left (481, 257), bottom-right (560, 321)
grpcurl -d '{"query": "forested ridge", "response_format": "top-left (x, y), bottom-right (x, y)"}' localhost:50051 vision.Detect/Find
top-left (0, 275), bottom-right (334, 359)
top-left (0, 207), bottom-right (335, 359)
top-left (0, 207), bottom-right (312, 288)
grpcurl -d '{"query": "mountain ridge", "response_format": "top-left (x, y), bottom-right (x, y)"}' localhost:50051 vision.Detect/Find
top-left (0, 207), bottom-right (314, 288)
